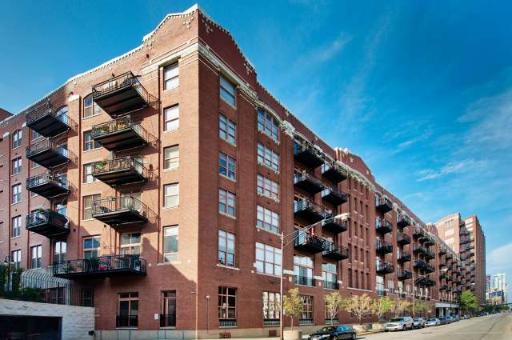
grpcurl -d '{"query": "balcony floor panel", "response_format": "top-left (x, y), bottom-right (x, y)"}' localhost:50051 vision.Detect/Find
top-left (322, 252), bottom-right (348, 261)
top-left (27, 183), bottom-right (69, 199)
top-left (94, 87), bottom-right (147, 117)
top-left (294, 152), bottom-right (324, 168)
top-left (321, 168), bottom-right (346, 183)
top-left (94, 129), bottom-right (147, 151)
top-left (294, 244), bottom-right (324, 253)
top-left (27, 115), bottom-right (69, 137)
top-left (27, 150), bottom-right (69, 169)
top-left (27, 224), bottom-right (69, 238)
top-left (321, 192), bottom-right (347, 206)
top-left (322, 221), bottom-right (347, 234)
top-left (94, 170), bottom-right (147, 187)
top-left (294, 210), bottom-right (324, 224)
top-left (93, 209), bottom-right (148, 227)
top-left (294, 180), bottom-right (324, 194)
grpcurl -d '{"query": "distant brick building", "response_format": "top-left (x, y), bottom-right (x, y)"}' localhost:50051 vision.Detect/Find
top-left (0, 4), bottom-right (481, 338)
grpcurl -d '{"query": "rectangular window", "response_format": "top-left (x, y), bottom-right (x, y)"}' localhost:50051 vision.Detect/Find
top-left (219, 114), bottom-right (236, 145)
top-left (31, 245), bottom-right (42, 269)
top-left (163, 226), bottom-right (178, 262)
top-left (220, 76), bottom-right (236, 107)
top-left (256, 205), bottom-right (280, 233)
top-left (118, 292), bottom-right (139, 328)
top-left (83, 163), bottom-right (97, 183)
top-left (218, 287), bottom-right (237, 324)
top-left (11, 157), bottom-right (22, 175)
top-left (300, 296), bottom-right (314, 322)
top-left (255, 243), bottom-right (282, 276)
top-left (163, 145), bottom-right (179, 170)
top-left (12, 130), bottom-right (22, 149)
top-left (218, 230), bottom-right (235, 267)
top-left (322, 263), bottom-right (337, 289)
top-left (256, 174), bottom-right (279, 201)
top-left (83, 95), bottom-right (101, 118)
top-left (12, 215), bottom-right (21, 238)
top-left (163, 183), bottom-right (179, 208)
top-left (11, 250), bottom-right (21, 270)
top-left (257, 110), bottom-right (279, 142)
top-left (219, 152), bottom-right (236, 181)
top-left (257, 143), bottom-right (279, 172)
top-left (120, 233), bottom-right (141, 256)
top-left (262, 292), bottom-right (281, 323)
top-left (54, 241), bottom-right (67, 264)
top-left (164, 63), bottom-right (179, 90)
top-left (161, 291), bottom-right (177, 327)
top-left (218, 189), bottom-right (236, 217)
top-left (164, 105), bottom-right (179, 131)
top-left (83, 236), bottom-right (100, 259)
top-left (294, 256), bottom-right (314, 286)
top-left (12, 183), bottom-right (22, 204)
top-left (83, 194), bottom-right (100, 219)
top-left (83, 131), bottom-right (100, 151)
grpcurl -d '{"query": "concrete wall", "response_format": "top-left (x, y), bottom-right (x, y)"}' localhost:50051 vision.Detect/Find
top-left (0, 298), bottom-right (95, 340)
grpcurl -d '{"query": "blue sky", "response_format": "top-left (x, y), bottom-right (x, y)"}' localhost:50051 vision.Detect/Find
top-left (1, 1), bottom-right (511, 297)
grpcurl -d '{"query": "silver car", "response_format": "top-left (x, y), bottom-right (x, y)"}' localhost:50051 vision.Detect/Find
top-left (384, 316), bottom-right (414, 331)
top-left (425, 318), bottom-right (440, 326)
top-left (413, 317), bottom-right (426, 328)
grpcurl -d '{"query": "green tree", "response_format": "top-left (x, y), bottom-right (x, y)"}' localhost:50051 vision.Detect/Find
top-left (325, 292), bottom-right (348, 325)
top-left (283, 288), bottom-right (303, 330)
top-left (371, 296), bottom-right (395, 321)
top-left (344, 294), bottom-right (373, 324)
top-left (392, 298), bottom-right (412, 317)
top-left (459, 290), bottom-right (478, 315)
top-left (414, 301), bottom-right (431, 317)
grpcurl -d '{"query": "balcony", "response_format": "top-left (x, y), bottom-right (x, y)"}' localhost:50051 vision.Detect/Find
top-left (424, 237), bottom-right (435, 246)
top-left (92, 157), bottom-right (148, 187)
top-left (424, 249), bottom-right (435, 260)
top-left (26, 138), bottom-right (72, 169)
top-left (375, 196), bottom-right (393, 213)
top-left (397, 215), bottom-right (411, 229)
top-left (293, 139), bottom-right (324, 168)
top-left (321, 162), bottom-right (347, 183)
top-left (376, 262), bottom-right (394, 275)
top-left (294, 275), bottom-right (315, 287)
top-left (294, 199), bottom-right (327, 223)
top-left (293, 171), bottom-right (324, 194)
top-left (397, 232), bottom-right (411, 245)
top-left (375, 219), bottom-right (393, 235)
top-left (397, 252), bottom-right (411, 263)
top-left (376, 240), bottom-right (393, 255)
top-left (397, 270), bottom-right (412, 281)
top-left (438, 247), bottom-right (447, 255)
top-left (413, 245), bottom-right (428, 256)
top-left (321, 214), bottom-right (348, 234)
top-left (413, 227), bottom-right (424, 238)
top-left (26, 173), bottom-right (69, 199)
top-left (322, 241), bottom-right (349, 261)
top-left (294, 231), bottom-right (325, 253)
top-left (53, 255), bottom-right (146, 279)
top-left (92, 72), bottom-right (150, 117)
top-left (414, 259), bottom-right (428, 271)
top-left (91, 116), bottom-right (150, 151)
top-left (25, 101), bottom-right (76, 137)
top-left (416, 276), bottom-right (435, 287)
top-left (92, 196), bottom-right (149, 228)
top-left (26, 209), bottom-right (69, 238)
top-left (320, 188), bottom-right (348, 206)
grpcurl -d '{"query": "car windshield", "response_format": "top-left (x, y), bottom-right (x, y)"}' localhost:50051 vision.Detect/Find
top-left (428, 318), bottom-right (437, 321)
top-left (337, 325), bottom-right (351, 332)
top-left (390, 318), bottom-right (403, 322)
top-left (318, 327), bottom-right (335, 333)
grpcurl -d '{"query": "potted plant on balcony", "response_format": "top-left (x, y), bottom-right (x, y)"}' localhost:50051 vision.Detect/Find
top-left (94, 161), bottom-right (107, 173)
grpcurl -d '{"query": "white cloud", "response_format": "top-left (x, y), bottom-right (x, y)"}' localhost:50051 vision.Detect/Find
top-left (416, 159), bottom-right (487, 182)
top-left (315, 33), bottom-right (352, 63)
top-left (488, 242), bottom-right (512, 273)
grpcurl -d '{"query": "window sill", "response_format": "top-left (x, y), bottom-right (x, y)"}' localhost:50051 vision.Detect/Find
top-left (82, 113), bottom-right (102, 120)
top-left (255, 227), bottom-right (281, 237)
top-left (158, 261), bottom-right (180, 266)
top-left (163, 168), bottom-right (179, 173)
top-left (216, 264), bottom-right (239, 271)
top-left (162, 206), bottom-right (179, 210)
top-left (255, 271), bottom-right (280, 279)
top-left (219, 212), bottom-right (236, 220)
top-left (219, 174), bottom-right (236, 183)
top-left (163, 129), bottom-right (179, 134)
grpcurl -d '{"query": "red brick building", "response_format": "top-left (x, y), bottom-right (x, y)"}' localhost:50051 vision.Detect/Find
top-left (0, 5), bottom-right (482, 338)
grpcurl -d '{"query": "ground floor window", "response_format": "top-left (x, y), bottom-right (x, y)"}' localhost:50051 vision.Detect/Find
top-left (218, 287), bottom-right (237, 327)
top-left (161, 291), bottom-right (176, 327)
top-left (300, 295), bottom-right (314, 325)
top-left (117, 292), bottom-right (139, 328)
top-left (80, 288), bottom-right (94, 307)
top-left (262, 292), bottom-right (281, 326)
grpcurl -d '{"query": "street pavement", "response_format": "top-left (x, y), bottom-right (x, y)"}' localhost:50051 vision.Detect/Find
top-left (359, 313), bottom-right (512, 340)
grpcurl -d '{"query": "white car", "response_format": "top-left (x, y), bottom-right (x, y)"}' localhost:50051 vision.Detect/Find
top-left (384, 317), bottom-right (414, 331)
top-left (425, 318), bottom-right (441, 326)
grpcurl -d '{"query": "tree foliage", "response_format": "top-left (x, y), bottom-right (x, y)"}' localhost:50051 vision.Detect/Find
top-left (413, 300), bottom-right (431, 316)
top-left (283, 288), bottom-right (303, 330)
top-left (459, 290), bottom-right (478, 314)
top-left (325, 292), bottom-right (349, 325)
top-left (371, 296), bottom-right (395, 320)
top-left (392, 298), bottom-right (412, 317)
top-left (344, 293), bottom-right (373, 324)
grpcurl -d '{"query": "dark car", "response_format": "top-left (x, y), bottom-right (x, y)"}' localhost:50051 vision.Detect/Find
top-left (439, 317), bottom-right (449, 325)
top-left (309, 325), bottom-right (357, 340)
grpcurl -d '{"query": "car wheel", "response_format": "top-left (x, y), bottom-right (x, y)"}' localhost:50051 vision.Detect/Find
top-left (352, 334), bottom-right (357, 340)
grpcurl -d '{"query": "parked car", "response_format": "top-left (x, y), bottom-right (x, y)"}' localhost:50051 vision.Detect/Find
top-left (413, 317), bottom-right (426, 328)
top-left (308, 325), bottom-right (357, 340)
top-left (425, 318), bottom-right (440, 327)
top-left (439, 317), bottom-right (449, 325)
top-left (384, 316), bottom-right (414, 331)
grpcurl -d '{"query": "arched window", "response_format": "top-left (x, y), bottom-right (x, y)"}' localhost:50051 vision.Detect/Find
top-left (83, 94), bottom-right (100, 118)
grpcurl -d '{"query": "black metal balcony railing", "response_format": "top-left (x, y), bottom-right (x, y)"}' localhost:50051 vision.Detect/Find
top-left (116, 314), bottom-right (138, 328)
top-left (375, 219), bottom-right (393, 235)
top-left (293, 171), bottom-right (325, 194)
top-left (397, 232), bottom-right (411, 245)
top-left (414, 259), bottom-right (428, 271)
top-left (376, 240), bottom-right (393, 255)
top-left (322, 241), bottom-right (349, 261)
top-left (91, 116), bottom-right (151, 151)
top-left (294, 275), bottom-right (315, 287)
top-left (440, 284), bottom-right (449, 291)
top-left (438, 247), bottom-right (447, 255)
top-left (397, 252), bottom-right (411, 263)
top-left (92, 157), bottom-right (149, 187)
top-left (321, 162), bottom-right (347, 183)
top-left (321, 188), bottom-right (348, 206)
top-left (397, 270), bottom-right (412, 281)
top-left (415, 276), bottom-right (436, 287)
top-left (26, 138), bottom-right (74, 169)
top-left (321, 214), bottom-right (348, 234)
top-left (26, 173), bottom-right (69, 199)
top-left (92, 196), bottom-right (149, 228)
top-left (92, 71), bottom-right (150, 117)
top-left (160, 314), bottom-right (176, 328)
top-left (413, 244), bottom-right (428, 256)
top-left (424, 249), bottom-right (435, 260)
top-left (53, 255), bottom-right (147, 279)
top-left (397, 214), bottom-right (411, 229)
top-left (26, 209), bottom-right (69, 238)
top-left (293, 138), bottom-right (324, 168)
top-left (376, 262), bottom-right (394, 275)
top-left (413, 227), bottom-right (424, 238)
top-left (293, 199), bottom-right (328, 223)
top-left (375, 196), bottom-right (393, 213)
top-left (294, 231), bottom-right (325, 253)
top-left (323, 280), bottom-right (339, 290)
top-left (25, 101), bottom-right (76, 137)
top-left (424, 237), bottom-right (435, 246)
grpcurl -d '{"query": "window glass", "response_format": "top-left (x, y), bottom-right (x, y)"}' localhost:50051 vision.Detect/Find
top-left (257, 110), bottom-right (279, 142)
top-left (164, 63), bottom-right (179, 90)
top-left (164, 183), bottom-right (179, 208)
top-left (218, 230), bottom-right (235, 267)
top-left (219, 153), bottom-right (236, 180)
top-left (218, 189), bottom-right (236, 217)
top-left (163, 226), bottom-right (178, 262)
top-left (219, 114), bottom-right (236, 145)
top-left (257, 143), bottom-right (279, 172)
top-left (164, 105), bottom-right (179, 131)
top-left (255, 243), bottom-right (282, 275)
top-left (219, 76), bottom-right (236, 107)
top-left (164, 145), bottom-right (179, 170)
